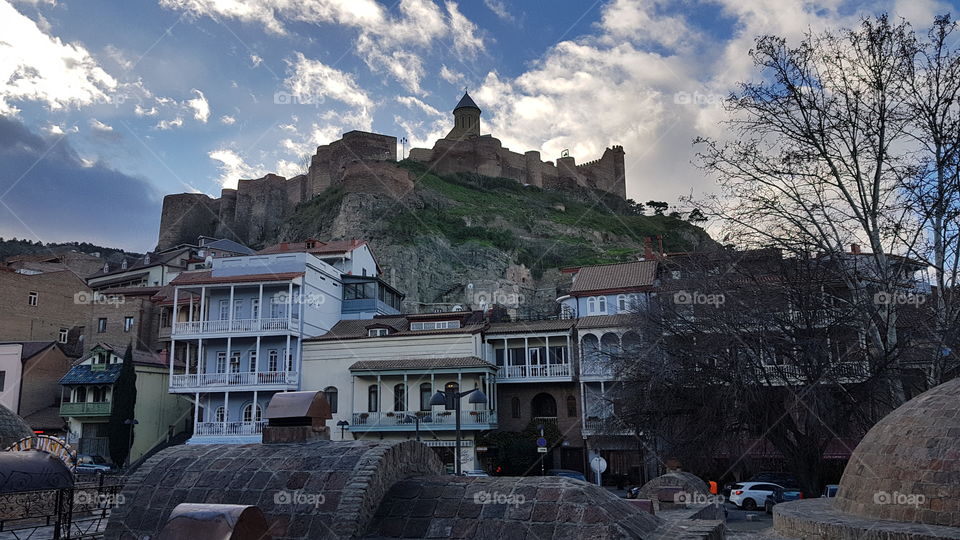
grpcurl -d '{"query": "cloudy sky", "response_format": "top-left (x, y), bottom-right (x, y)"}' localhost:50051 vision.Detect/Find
top-left (0, 0), bottom-right (952, 250)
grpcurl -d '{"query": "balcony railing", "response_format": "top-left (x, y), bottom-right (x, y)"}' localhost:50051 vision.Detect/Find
top-left (60, 401), bottom-right (112, 416)
top-left (350, 410), bottom-right (496, 429)
top-left (580, 360), bottom-right (614, 377)
top-left (170, 371), bottom-right (298, 389)
top-left (172, 318), bottom-right (292, 335)
top-left (583, 416), bottom-right (631, 435)
top-left (194, 421), bottom-right (266, 437)
top-left (497, 363), bottom-right (572, 380)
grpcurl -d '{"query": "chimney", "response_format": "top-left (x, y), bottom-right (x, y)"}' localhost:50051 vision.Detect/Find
top-left (850, 243), bottom-right (861, 255)
top-left (657, 235), bottom-right (664, 258)
top-left (280, 242), bottom-right (289, 250)
top-left (643, 237), bottom-right (654, 260)
top-left (262, 391), bottom-right (332, 444)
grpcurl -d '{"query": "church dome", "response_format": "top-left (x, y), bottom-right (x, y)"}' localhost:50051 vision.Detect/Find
top-left (453, 91), bottom-right (480, 113)
top-left (834, 377), bottom-right (960, 527)
top-left (0, 405), bottom-right (34, 450)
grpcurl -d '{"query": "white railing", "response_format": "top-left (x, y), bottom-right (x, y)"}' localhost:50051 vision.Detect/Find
top-left (172, 318), bottom-right (291, 335)
top-left (497, 363), bottom-right (572, 379)
top-left (194, 421), bottom-right (266, 436)
top-left (351, 410), bottom-right (496, 428)
top-left (583, 417), bottom-right (629, 434)
top-left (580, 361), bottom-right (613, 377)
top-left (170, 371), bottom-right (299, 388)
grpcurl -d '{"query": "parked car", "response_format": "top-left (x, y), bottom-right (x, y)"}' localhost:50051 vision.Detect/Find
top-left (747, 472), bottom-right (800, 488)
top-left (462, 470), bottom-right (489, 477)
top-left (728, 482), bottom-right (782, 510)
top-left (764, 486), bottom-right (804, 513)
top-left (821, 484), bottom-right (839, 498)
top-left (547, 469), bottom-right (587, 482)
top-left (75, 454), bottom-right (115, 474)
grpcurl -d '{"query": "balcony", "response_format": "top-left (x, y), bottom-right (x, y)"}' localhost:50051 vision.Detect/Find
top-left (582, 416), bottom-right (632, 436)
top-left (194, 421), bottom-right (266, 437)
top-left (580, 360), bottom-right (614, 379)
top-left (172, 318), bottom-right (292, 336)
top-left (60, 401), bottom-right (112, 416)
top-left (170, 371), bottom-right (299, 391)
top-left (496, 363), bottom-right (573, 382)
top-left (349, 410), bottom-right (497, 432)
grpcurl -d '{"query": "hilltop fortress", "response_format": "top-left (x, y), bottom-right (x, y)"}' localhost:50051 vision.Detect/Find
top-left (157, 92), bottom-right (627, 250)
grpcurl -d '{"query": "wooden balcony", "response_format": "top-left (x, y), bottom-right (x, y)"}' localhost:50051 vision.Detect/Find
top-left (172, 318), bottom-right (292, 336)
top-left (193, 421), bottom-right (266, 437)
top-left (349, 410), bottom-right (497, 432)
top-left (169, 371), bottom-right (299, 391)
top-left (496, 363), bottom-right (573, 382)
top-left (60, 401), bottom-right (112, 417)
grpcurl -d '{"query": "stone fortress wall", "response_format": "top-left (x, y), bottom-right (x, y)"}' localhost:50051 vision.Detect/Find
top-left (156, 93), bottom-right (627, 250)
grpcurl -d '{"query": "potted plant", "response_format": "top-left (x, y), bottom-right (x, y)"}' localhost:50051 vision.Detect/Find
top-left (359, 413), bottom-right (369, 420)
top-left (385, 412), bottom-right (395, 417)
top-left (469, 411), bottom-right (479, 416)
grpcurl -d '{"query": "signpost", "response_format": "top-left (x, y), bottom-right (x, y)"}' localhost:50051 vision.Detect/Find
top-left (590, 456), bottom-right (607, 486)
top-left (536, 427), bottom-right (547, 475)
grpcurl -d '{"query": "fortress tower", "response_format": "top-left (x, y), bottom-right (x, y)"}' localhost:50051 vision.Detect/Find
top-left (445, 91), bottom-right (481, 140)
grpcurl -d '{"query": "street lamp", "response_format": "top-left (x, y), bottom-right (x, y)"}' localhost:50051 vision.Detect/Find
top-left (403, 413), bottom-right (432, 441)
top-left (430, 388), bottom-right (487, 475)
top-left (336, 420), bottom-right (349, 440)
top-left (123, 419), bottom-right (138, 467)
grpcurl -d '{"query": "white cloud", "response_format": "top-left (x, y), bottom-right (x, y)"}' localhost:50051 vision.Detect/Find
top-left (156, 116), bottom-right (184, 130)
top-left (275, 159), bottom-right (303, 178)
top-left (445, 2), bottom-right (483, 57)
top-left (397, 95), bottom-right (442, 117)
top-left (439, 65), bottom-right (464, 85)
top-left (0, 1), bottom-right (118, 115)
top-left (89, 118), bottom-right (113, 132)
top-left (284, 52), bottom-right (372, 111)
top-left (187, 88), bottom-right (210, 122)
top-left (220, 114), bottom-right (236, 125)
top-left (208, 148), bottom-right (267, 188)
top-left (483, 0), bottom-right (514, 22)
top-left (135, 104), bottom-right (158, 116)
top-left (250, 54), bottom-right (263, 67)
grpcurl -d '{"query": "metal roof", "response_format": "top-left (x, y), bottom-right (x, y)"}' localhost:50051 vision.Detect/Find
top-left (349, 356), bottom-right (493, 371)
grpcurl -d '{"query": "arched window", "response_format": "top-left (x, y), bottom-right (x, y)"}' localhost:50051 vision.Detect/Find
top-left (92, 386), bottom-right (107, 402)
top-left (393, 384), bottom-right (406, 412)
top-left (242, 403), bottom-right (262, 423)
top-left (622, 332), bottom-right (643, 357)
top-left (511, 397), bottom-right (521, 418)
top-left (368, 385), bottom-right (379, 412)
top-left (566, 395), bottom-right (577, 417)
top-left (600, 332), bottom-right (621, 359)
top-left (419, 383), bottom-right (432, 411)
top-left (560, 305), bottom-right (574, 319)
top-left (597, 296), bottom-right (607, 314)
top-left (74, 387), bottom-right (87, 403)
top-left (587, 297), bottom-right (597, 314)
top-left (531, 393), bottom-right (557, 417)
top-left (323, 386), bottom-right (338, 414)
top-left (215, 406), bottom-right (226, 422)
top-left (444, 382), bottom-right (459, 410)
top-left (617, 294), bottom-right (628, 312)
top-left (581, 334), bottom-right (600, 363)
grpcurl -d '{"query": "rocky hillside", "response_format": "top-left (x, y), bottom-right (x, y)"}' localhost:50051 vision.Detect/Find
top-left (279, 160), bottom-right (714, 317)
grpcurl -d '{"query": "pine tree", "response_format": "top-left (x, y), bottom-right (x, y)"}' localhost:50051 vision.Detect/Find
top-left (107, 344), bottom-right (138, 467)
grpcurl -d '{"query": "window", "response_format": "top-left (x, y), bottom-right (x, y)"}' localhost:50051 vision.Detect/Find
top-left (215, 406), bottom-right (226, 422)
top-left (419, 383), bottom-right (432, 411)
top-left (92, 387), bottom-right (108, 402)
top-left (242, 403), bottom-right (262, 423)
top-left (324, 386), bottom-right (338, 413)
top-left (367, 328), bottom-right (390, 337)
top-left (216, 352), bottom-right (227, 373)
top-left (270, 296), bottom-right (287, 319)
top-left (268, 350), bottom-right (278, 372)
top-left (598, 296), bottom-right (607, 314)
top-left (124, 317), bottom-right (134, 332)
top-left (251, 299), bottom-right (260, 320)
top-left (444, 382), bottom-right (459, 410)
top-left (58, 328), bottom-right (68, 344)
top-left (74, 386), bottom-right (87, 403)
top-left (587, 297), bottom-right (596, 314)
top-left (393, 384), bottom-right (406, 412)
top-left (160, 309), bottom-right (170, 328)
top-left (97, 318), bottom-right (107, 333)
top-left (566, 396), bottom-right (577, 417)
top-left (511, 397), bottom-right (521, 418)
top-left (219, 299), bottom-right (229, 320)
top-left (617, 294), bottom-right (628, 312)
top-left (494, 348), bottom-right (505, 366)
top-left (229, 352), bottom-right (241, 373)
top-left (368, 385), bottom-right (379, 412)
top-left (286, 349), bottom-right (294, 371)
top-left (0, 371), bottom-right (5, 392)
top-left (248, 350), bottom-right (257, 372)
top-left (560, 305), bottom-right (574, 319)
top-left (233, 299), bottom-right (243, 320)
top-left (410, 320), bottom-right (461, 331)
top-left (344, 282), bottom-right (374, 300)
top-left (28, 291), bottom-right (38, 306)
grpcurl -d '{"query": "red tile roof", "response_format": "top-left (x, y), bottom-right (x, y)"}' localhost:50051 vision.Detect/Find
top-left (170, 270), bottom-right (304, 285)
top-left (349, 356), bottom-right (493, 371)
top-left (258, 239), bottom-right (367, 255)
top-left (569, 260), bottom-right (657, 295)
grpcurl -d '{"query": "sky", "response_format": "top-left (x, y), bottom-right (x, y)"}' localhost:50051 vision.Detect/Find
top-left (0, 0), bottom-right (954, 251)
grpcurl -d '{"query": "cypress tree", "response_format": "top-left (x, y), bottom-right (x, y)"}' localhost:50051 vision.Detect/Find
top-left (107, 344), bottom-right (138, 467)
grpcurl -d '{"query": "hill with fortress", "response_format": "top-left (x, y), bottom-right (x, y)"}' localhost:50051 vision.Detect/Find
top-left (156, 93), bottom-right (711, 314)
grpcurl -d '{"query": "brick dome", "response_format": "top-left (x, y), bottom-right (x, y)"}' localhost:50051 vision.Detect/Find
top-left (835, 377), bottom-right (960, 527)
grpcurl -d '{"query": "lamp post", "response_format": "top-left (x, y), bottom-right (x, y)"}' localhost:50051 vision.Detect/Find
top-left (430, 388), bottom-right (487, 475)
top-left (336, 420), bottom-right (349, 440)
top-left (402, 414), bottom-right (427, 442)
top-left (123, 418), bottom-right (138, 467)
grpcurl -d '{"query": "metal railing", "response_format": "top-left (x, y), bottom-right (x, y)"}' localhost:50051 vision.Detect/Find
top-left (497, 363), bottom-right (572, 379)
top-left (193, 421), bottom-right (266, 436)
top-left (169, 371), bottom-right (298, 388)
top-left (350, 410), bottom-right (496, 428)
top-left (59, 402), bottom-right (112, 416)
top-left (172, 318), bottom-right (291, 335)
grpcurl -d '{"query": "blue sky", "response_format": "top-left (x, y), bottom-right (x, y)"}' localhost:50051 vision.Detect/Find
top-left (0, 0), bottom-right (955, 250)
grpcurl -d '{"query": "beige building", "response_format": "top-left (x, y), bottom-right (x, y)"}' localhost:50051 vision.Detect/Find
top-left (0, 342), bottom-right (72, 436)
top-left (302, 311), bottom-right (497, 472)
top-left (0, 267), bottom-right (92, 356)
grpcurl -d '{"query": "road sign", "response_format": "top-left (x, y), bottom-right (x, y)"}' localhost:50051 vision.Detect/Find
top-left (590, 456), bottom-right (607, 473)
top-left (536, 437), bottom-right (547, 447)
top-left (537, 447), bottom-right (548, 453)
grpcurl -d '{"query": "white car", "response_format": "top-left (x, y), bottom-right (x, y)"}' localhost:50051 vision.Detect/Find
top-left (728, 482), bottom-right (782, 510)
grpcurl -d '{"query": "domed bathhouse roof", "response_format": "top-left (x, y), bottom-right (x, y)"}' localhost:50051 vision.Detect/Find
top-left (774, 376), bottom-right (960, 539)
top-left (0, 405), bottom-right (33, 450)
top-left (453, 91), bottom-right (480, 113)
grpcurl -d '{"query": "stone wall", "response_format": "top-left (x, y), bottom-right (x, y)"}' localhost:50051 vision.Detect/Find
top-left (0, 269), bottom-right (91, 352)
top-left (157, 193), bottom-right (221, 250)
